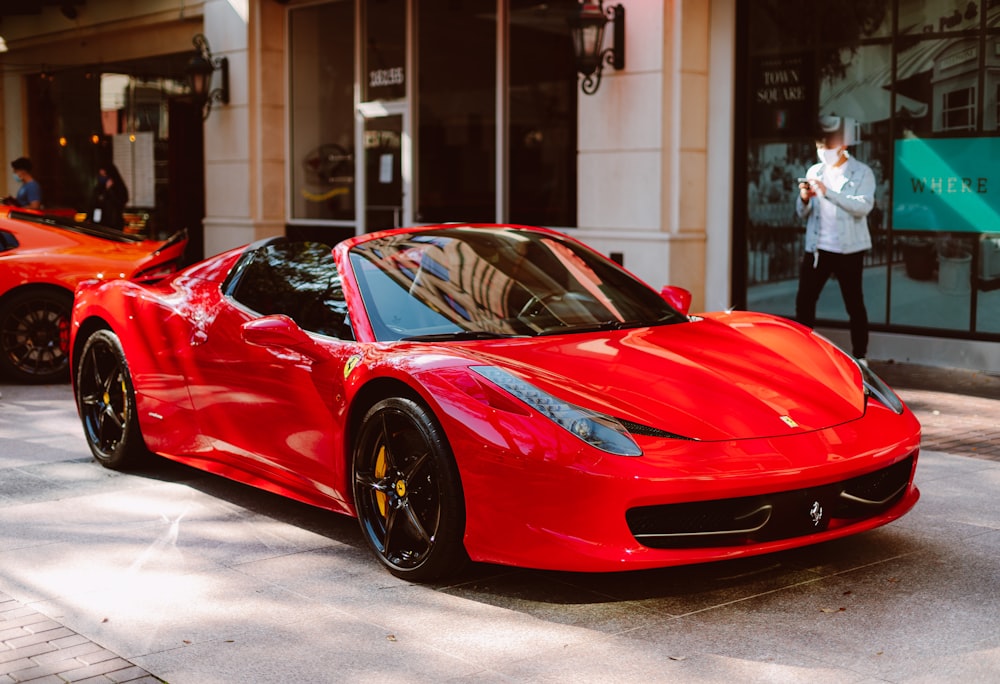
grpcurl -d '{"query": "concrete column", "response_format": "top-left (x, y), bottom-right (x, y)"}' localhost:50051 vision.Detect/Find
top-left (201, 0), bottom-right (285, 257)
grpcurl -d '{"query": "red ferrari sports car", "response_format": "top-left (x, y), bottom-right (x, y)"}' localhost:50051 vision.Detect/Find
top-left (70, 224), bottom-right (920, 581)
top-left (0, 207), bottom-right (187, 383)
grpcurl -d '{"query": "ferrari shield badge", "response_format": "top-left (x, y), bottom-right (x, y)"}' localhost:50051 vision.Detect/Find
top-left (780, 415), bottom-right (799, 428)
top-left (344, 354), bottom-right (361, 379)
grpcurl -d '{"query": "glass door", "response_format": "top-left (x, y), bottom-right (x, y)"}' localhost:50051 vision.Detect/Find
top-left (362, 111), bottom-right (406, 232)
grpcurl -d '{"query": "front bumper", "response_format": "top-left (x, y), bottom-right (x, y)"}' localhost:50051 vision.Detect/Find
top-left (445, 397), bottom-right (921, 572)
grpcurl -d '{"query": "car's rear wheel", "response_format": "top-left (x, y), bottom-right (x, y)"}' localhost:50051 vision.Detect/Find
top-left (0, 289), bottom-right (72, 383)
top-left (76, 329), bottom-right (147, 469)
top-left (353, 397), bottom-right (467, 581)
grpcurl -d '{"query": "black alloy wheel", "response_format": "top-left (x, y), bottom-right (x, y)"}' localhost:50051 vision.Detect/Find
top-left (0, 289), bottom-right (73, 383)
top-left (76, 329), bottom-right (146, 469)
top-left (353, 397), bottom-right (467, 581)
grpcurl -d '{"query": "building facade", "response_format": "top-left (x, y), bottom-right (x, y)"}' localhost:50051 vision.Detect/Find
top-left (1, 0), bottom-right (996, 372)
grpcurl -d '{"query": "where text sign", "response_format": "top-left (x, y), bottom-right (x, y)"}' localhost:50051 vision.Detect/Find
top-left (893, 137), bottom-right (999, 232)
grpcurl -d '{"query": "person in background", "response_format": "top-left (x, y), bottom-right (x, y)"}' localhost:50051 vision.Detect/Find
top-left (795, 116), bottom-right (876, 365)
top-left (91, 163), bottom-right (129, 230)
top-left (5, 157), bottom-right (42, 209)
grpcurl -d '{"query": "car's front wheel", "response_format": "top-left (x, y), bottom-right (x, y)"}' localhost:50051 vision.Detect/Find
top-left (0, 289), bottom-right (72, 383)
top-left (353, 397), bottom-right (467, 581)
top-left (75, 329), bottom-right (147, 469)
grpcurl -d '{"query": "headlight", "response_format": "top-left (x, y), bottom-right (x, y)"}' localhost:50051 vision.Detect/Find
top-left (471, 366), bottom-right (643, 456)
top-left (858, 360), bottom-right (904, 414)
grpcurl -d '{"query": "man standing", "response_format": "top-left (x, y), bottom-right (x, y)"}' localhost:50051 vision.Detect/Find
top-left (8, 157), bottom-right (42, 209)
top-left (795, 116), bottom-right (876, 364)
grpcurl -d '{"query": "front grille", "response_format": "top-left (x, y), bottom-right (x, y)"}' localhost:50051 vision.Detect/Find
top-left (626, 454), bottom-right (915, 549)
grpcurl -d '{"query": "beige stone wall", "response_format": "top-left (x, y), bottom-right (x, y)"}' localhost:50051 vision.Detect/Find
top-left (669, 0), bottom-right (710, 311)
top-left (202, 0), bottom-right (287, 255)
top-left (577, 0), bottom-right (727, 312)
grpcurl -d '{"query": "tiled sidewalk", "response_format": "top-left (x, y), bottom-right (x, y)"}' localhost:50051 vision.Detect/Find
top-left (2, 361), bottom-right (997, 683)
top-left (0, 592), bottom-right (159, 684)
top-left (871, 361), bottom-right (1000, 462)
top-left (900, 389), bottom-right (1000, 460)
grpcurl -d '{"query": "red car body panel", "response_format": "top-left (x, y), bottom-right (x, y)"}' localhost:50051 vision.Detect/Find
top-left (70, 224), bottom-right (920, 573)
top-left (0, 207), bottom-right (188, 294)
top-left (0, 207), bottom-right (188, 382)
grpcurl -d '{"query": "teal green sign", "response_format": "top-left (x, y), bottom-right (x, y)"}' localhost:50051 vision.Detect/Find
top-left (892, 137), bottom-right (1000, 232)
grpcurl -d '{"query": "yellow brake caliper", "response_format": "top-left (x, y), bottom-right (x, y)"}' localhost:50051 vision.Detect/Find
top-left (375, 445), bottom-right (388, 518)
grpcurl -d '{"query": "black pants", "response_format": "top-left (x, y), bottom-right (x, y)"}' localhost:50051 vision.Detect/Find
top-left (795, 250), bottom-right (868, 359)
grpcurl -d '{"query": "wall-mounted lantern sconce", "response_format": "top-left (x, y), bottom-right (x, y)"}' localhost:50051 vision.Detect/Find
top-left (186, 33), bottom-right (229, 119)
top-left (569, 1), bottom-right (625, 95)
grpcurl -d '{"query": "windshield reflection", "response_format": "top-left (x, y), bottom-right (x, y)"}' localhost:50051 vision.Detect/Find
top-left (349, 226), bottom-right (686, 341)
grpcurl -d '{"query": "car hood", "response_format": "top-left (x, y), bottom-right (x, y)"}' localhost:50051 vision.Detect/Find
top-left (456, 313), bottom-right (865, 442)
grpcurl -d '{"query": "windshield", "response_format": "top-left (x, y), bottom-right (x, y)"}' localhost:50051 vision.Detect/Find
top-left (348, 226), bottom-right (687, 341)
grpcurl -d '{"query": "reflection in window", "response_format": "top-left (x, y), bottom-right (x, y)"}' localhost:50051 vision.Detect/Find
top-left (289, 2), bottom-right (355, 222)
top-left (977, 233), bottom-right (1000, 332)
top-left (890, 234), bottom-right (973, 331)
top-left (942, 87), bottom-right (976, 130)
top-left (898, 0), bottom-right (982, 34)
top-left (230, 242), bottom-right (353, 340)
top-left (996, 83), bottom-right (1000, 128)
top-left (892, 38), bottom-right (946, 137)
top-left (350, 227), bottom-right (685, 341)
top-left (746, 41), bottom-right (893, 324)
top-left (742, 0), bottom-right (1000, 338)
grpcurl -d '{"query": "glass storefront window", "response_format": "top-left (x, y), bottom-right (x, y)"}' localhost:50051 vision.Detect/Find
top-left (289, 1), bottom-right (355, 222)
top-left (25, 56), bottom-right (195, 243)
top-left (994, 81), bottom-right (1000, 129)
top-left (747, 2), bottom-right (892, 53)
top-left (416, 1), bottom-right (496, 223)
top-left (899, 0), bottom-right (983, 34)
top-left (508, 0), bottom-right (577, 227)
top-left (977, 233), bottom-right (1000, 333)
top-left (364, 0), bottom-right (406, 102)
top-left (741, 0), bottom-right (1000, 341)
top-left (287, 1), bottom-right (579, 230)
top-left (746, 42), bottom-right (892, 326)
top-left (889, 27), bottom-right (996, 333)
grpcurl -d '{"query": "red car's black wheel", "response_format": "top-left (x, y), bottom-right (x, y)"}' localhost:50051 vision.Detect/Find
top-left (0, 289), bottom-right (72, 383)
top-left (353, 397), bottom-right (467, 581)
top-left (76, 329), bottom-right (147, 469)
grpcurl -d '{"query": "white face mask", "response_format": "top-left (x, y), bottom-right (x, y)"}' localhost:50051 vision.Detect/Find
top-left (817, 147), bottom-right (842, 166)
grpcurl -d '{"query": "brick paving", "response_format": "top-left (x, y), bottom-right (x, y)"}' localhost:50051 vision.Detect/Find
top-left (0, 592), bottom-right (160, 684)
top-left (871, 361), bottom-right (1000, 462)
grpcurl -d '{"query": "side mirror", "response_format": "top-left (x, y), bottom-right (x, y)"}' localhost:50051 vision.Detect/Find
top-left (242, 315), bottom-right (320, 355)
top-left (660, 285), bottom-right (692, 315)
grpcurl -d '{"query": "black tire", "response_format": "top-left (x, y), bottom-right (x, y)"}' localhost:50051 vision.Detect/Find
top-left (75, 329), bottom-right (147, 470)
top-left (0, 289), bottom-right (73, 383)
top-left (353, 397), bottom-right (467, 581)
